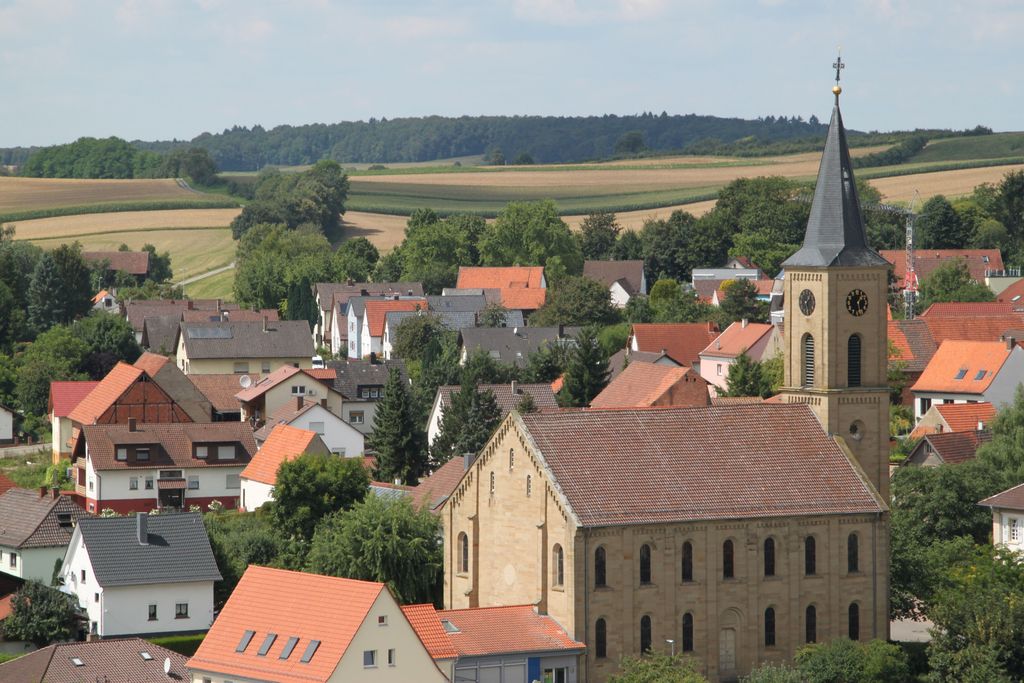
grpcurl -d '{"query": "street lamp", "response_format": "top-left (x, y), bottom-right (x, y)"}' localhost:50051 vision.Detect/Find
top-left (666, 639), bottom-right (675, 657)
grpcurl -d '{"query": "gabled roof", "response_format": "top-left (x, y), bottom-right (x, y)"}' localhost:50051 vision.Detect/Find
top-left (608, 349), bottom-right (679, 380)
top-left (590, 363), bottom-right (709, 409)
top-left (132, 351), bottom-right (170, 377)
top-left (182, 308), bottom-right (279, 323)
top-left (911, 340), bottom-right (1015, 394)
top-left (385, 310), bottom-right (477, 339)
top-left (364, 299), bottom-right (427, 338)
top-left (699, 321), bottom-right (775, 359)
top-left (888, 319), bottom-right (938, 373)
top-left (188, 373), bottom-right (259, 412)
top-left (517, 403), bottom-right (885, 527)
top-left (460, 327), bottom-right (580, 367)
top-left (882, 249), bottom-right (1003, 287)
top-left (67, 362), bottom-right (144, 425)
top-left (141, 313), bottom-right (182, 352)
top-left (49, 380), bottom-right (100, 418)
top-left (996, 278), bottom-right (1024, 307)
top-left (425, 294), bottom-right (488, 313)
top-left (241, 424), bottom-right (322, 486)
top-left (936, 401), bottom-right (998, 432)
top-left (327, 359), bottom-right (407, 399)
top-left (411, 458), bottom-right (468, 512)
top-left (180, 320), bottom-right (314, 360)
top-left (402, 604), bottom-right (459, 660)
top-left (253, 398), bottom-right (322, 440)
top-left (189, 566), bottom-right (386, 683)
top-left (76, 512), bottom-right (221, 587)
top-left (456, 266), bottom-right (547, 310)
top-left (92, 289), bottom-right (111, 304)
top-left (920, 302), bottom-right (1017, 318)
top-left (434, 605), bottom-right (584, 657)
top-left (0, 637), bottom-right (190, 682)
top-left (692, 279), bottom-right (724, 303)
top-left (583, 260), bottom-right (645, 295)
top-left (434, 383), bottom-right (558, 420)
top-left (318, 281), bottom-right (424, 313)
top-left (922, 314), bottom-right (1024, 346)
top-left (0, 489), bottom-right (87, 549)
top-left (236, 365), bottom-right (308, 403)
top-left (80, 422), bottom-right (256, 471)
top-left (981, 481), bottom-right (1024, 512)
top-left (631, 322), bottom-right (720, 367)
top-left (911, 430), bottom-right (991, 466)
top-left (83, 251), bottom-right (149, 275)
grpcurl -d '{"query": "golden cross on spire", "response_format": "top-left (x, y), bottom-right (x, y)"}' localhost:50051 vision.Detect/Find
top-left (832, 48), bottom-right (844, 103)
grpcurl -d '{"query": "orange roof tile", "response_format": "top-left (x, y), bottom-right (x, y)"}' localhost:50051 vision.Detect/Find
top-left (997, 278), bottom-right (1024, 307)
top-left (49, 381), bottom-right (100, 417)
top-left (590, 363), bottom-right (709, 409)
top-left (888, 319), bottom-right (938, 373)
top-left (922, 314), bottom-right (1024, 346)
top-left (241, 424), bottom-right (320, 486)
top-left (411, 458), bottom-right (468, 511)
top-left (936, 401), bottom-right (998, 432)
top-left (402, 605), bottom-right (459, 661)
top-left (632, 322), bottom-right (720, 367)
top-left (364, 299), bottom-right (427, 338)
top-left (911, 340), bottom-right (1014, 394)
top-left (456, 267), bottom-right (547, 310)
top-left (305, 368), bottom-right (337, 381)
top-left (91, 289), bottom-right (110, 305)
top-left (235, 366), bottom-right (302, 403)
top-left (189, 566), bottom-right (385, 683)
top-left (436, 605), bottom-right (585, 657)
top-left (700, 321), bottom-right (774, 359)
top-left (133, 351), bottom-right (170, 377)
top-left (920, 302), bottom-right (1019, 317)
top-left (0, 474), bottom-right (16, 497)
top-left (881, 249), bottom-right (1003, 286)
top-left (67, 363), bottom-right (144, 426)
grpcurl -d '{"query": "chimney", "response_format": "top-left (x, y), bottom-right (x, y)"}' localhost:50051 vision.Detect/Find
top-left (296, 396), bottom-right (304, 410)
top-left (136, 512), bottom-right (148, 545)
top-left (262, 315), bottom-right (268, 333)
top-left (741, 318), bottom-right (748, 328)
top-left (39, 485), bottom-right (47, 498)
top-left (346, 278), bottom-right (354, 286)
top-left (128, 417), bottom-right (137, 432)
top-left (360, 289), bottom-right (369, 296)
top-left (463, 452), bottom-right (477, 471)
top-left (221, 311), bottom-right (229, 322)
top-left (51, 487), bottom-right (59, 500)
top-left (216, 298), bottom-right (222, 311)
top-left (186, 300), bottom-right (193, 310)
top-left (320, 398), bottom-right (327, 408)
top-left (407, 289), bottom-right (413, 296)
top-left (1008, 336), bottom-right (1017, 350)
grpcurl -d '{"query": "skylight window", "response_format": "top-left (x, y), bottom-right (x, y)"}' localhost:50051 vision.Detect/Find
top-left (257, 633), bottom-right (277, 656)
top-left (975, 370), bottom-right (987, 380)
top-left (441, 619), bottom-right (460, 634)
top-left (1014, 295), bottom-right (1021, 302)
top-left (236, 630), bottom-right (256, 653)
top-left (279, 637), bottom-right (299, 660)
top-left (954, 369), bottom-right (968, 380)
top-left (140, 651), bottom-right (153, 661)
top-left (71, 658), bottom-right (84, 667)
top-left (300, 640), bottom-right (321, 663)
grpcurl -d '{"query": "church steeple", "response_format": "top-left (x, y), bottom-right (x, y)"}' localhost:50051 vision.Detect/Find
top-left (783, 56), bottom-right (888, 269)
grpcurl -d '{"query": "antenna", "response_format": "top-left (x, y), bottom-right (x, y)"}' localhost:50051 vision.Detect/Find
top-left (163, 658), bottom-right (171, 675)
top-left (904, 190), bottom-right (921, 319)
top-left (239, 375), bottom-right (252, 389)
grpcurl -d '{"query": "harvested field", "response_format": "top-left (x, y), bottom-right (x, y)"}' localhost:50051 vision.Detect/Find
top-left (870, 163), bottom-right (1024, 203)
top-left (339, 211), bottom-right (411, 251)
top-left (7, 208), bottom-right (242, 240)
top-left (185, 268), bottom-right (236, 301)
top-left (563, 200), bottom-right (717, 232)
top-left (0, 176), bottom-right (208, 213)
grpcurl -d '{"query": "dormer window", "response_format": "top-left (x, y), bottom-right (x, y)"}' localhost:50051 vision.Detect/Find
top-left (116, 447), bottom-right (127, 461)
top-left (195, 445), bottom-right (208, 459)
top-left (954, 369), bottom-right (968, 380)
top-left (218, 445), bottom-right (236, 460)
top-left (136, 448), bottom-right (150, 461)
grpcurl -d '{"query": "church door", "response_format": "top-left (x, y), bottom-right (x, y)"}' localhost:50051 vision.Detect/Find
top-left (719, 628), bottom-right (737, 677)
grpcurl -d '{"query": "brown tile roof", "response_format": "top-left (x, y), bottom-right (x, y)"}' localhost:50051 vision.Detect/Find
top-left (0, 637), bottom-right (189, 682)
top-left (181, 320), bottom-right (314, 360)
top-left (456, 266), bottom-right (547, 310)
top-left (710, 396), bottom-right (765, 405)
top-left (608, 349), bottom-right (679, 380)
top-left (914, 430), bottom-right (992, 465)
top-left (434, 383), bottom-right (558, 420)
top-left (699, 321), bottom-right (774, 359)
top-left (80, 422), bottom-right (256, 471)
top-left (318, 281), bottom-right (425, 313)
top-left (590, 363), bottom-right (709, 409)
top-left (583, 260), bottom-right (645, 295)
top-left (518, 403), bottom-right (884, 527)
top-left (253, 399), bottom-right (320, 441)
top-left (0, 475), bottom-right (15, 498)
top-left (188, 373), bottom-right (259, 412)
top-left (181, 308), bottom-right (279, 323)
top-left (48, 380), bottom-right (100, 417)
top-left (68, 362), bottom-right (144, 425)
top-left (911, 340), bottom-right (1014, 394)
top-left (0, 488), bottom-right (88, 549)
top-left (412, 458), bottom-right (468, 511)
top-left (888, 319), bottom-right (938, 373)
top-left (83, 250), bottom-right (150, 275)
top-left (981, 482), bottom-right (1024, 511)
top-left (920, 302), bottom-right (1019, 317)
top-left (306, 368), bottom-right (337, 381)
top-left (189, 566), bottom-right (385, 683)
top-left (402, 604), bottom-right (459, 660)
top-left (692, 279), bottom-right (723, 303)
top-left (922, 314), bottom-right (1024, 346)
top-left (436, 605), bottom-right (584, 657)
top-left (881, 249), bottom-right (1003, 287)
top-left (241, 424), bottom-right (321, 486)
top-left (937, 402), bottom-right (998, 432)
top-left (236, 366), bottom-right (302, 402)
top-left (124, 300), bottom-right (189, 332)
top-left (631, 322), bottom-right (720, 367)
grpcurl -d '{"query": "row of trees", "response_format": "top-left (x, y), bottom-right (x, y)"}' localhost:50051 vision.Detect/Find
top-left (19, 137), bottom-right (218, 184)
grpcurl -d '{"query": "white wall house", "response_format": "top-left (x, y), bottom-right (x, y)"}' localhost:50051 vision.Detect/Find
top-left (257, 402), bottom-right (364, 457)
top-left (0, 403), bottom-right (15, 445)
top-left (240, 425), bottom-right (330, 512)
top-left (910, 340), bottom-right (1024, 420)
top-left (981, 483), bottom-right (1024, 553)
top-left (0, 488), bottom-right (86, 584)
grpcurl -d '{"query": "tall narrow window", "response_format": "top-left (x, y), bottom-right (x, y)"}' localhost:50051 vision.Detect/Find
top-left (847, 533), bottom-right (859, 573)
top-left (489, 471), bottom-right (495, 494)
top-left (640, 615), bottom-right (652, 653)
top-left (639, 544), bottom-right (652, 585)
top-left (509, 448), bottom-right (515, 469)
top-left (805, 605), bottom-right (817, 643)
top-left (848, 602), bottom-right (860, 641)
top-left (764, 537), bottom-right (776, 577)
top-left (681, 541), bottom-right (693, 582)
top-left (848, 334), bottom-right (862, 387)
top-left (682, 613), bottom-right (694, 652)
top-left (526, 475), bottom-right (532, 497)
top-left (764, 607), bottom-right (776, 647)
top-left (805, 536), bottom-right (816, 576)
top-left (553, 544), bottom-right (564, 587)
top-left (595, 547), bottom-right (607, 587)
top-left (723, 539), bottom-right (734, 579)
top-left (596, 619), bottom-right (607, 658)
top-left (802, 334), bottom-right (815, 387)
top-left (458, 532), bottom-right (469, 573)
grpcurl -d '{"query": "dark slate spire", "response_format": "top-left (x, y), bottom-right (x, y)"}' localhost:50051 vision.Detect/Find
top-left (782, 87), bottom-right (889, 268)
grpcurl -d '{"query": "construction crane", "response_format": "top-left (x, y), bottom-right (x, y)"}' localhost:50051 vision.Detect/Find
top-left (903, 191), bottom-right (921, 319)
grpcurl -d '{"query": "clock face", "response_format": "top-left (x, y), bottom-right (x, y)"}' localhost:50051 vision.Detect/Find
top-left (798, 289), bottom-right (816, 316)
top-left (846, 289), bottom-right (869, 317)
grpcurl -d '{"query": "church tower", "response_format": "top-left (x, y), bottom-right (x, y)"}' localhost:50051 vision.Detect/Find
top-left (780, 60), bottom-right (891, 501)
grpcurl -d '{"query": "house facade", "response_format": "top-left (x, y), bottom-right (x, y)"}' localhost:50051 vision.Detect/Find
top-left (0, 488), bottom-right (87, 583)
top-left (235, 366), bottom-right (343, 423)
top-left (910, 339), bottom-right (1024, 420)
top-left (355, 298), bottom-right (427, 360)
top-left (328, 359), bottom-right (408, 434)
top-left (255, 398), bottom-right (365, 457)
top-left (980, 484), bottom-right (1024, 552)
top-left (698, 321), bottom-right (782, 394)
top-left (240, 424), bottom-right (331, 511)
top-left (426, 382), bottom-right (558, 445)
top-left (0, 403), bottom-right (17, 445)
top-left (583, 260), bottom-right (647, 308)
top-left (176, 320), bottom-right (314, 375)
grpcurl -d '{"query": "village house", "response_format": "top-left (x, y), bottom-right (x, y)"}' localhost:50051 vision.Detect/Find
top-left (698, 321), bottom-right (782, 395)
top-left (0, 402), bottom-right (18, 446)
top-left (583, 260), bottom-right (647, 308)
top-left (357, 298), bottom-right (428, 360)
top-left (91, 289), bottom-right (118, 313)
top-left (314, 281), bottom-right (424, 349)
top-left (0, 487), bottom-right (87, 583)
top-left (456, 266), bottom-right (548, 312)
top-left (459, 326), bottom-right (580, 367)
top-left (83, 250), bottom-right (150, 282)
top-left (410, 457), bottom-right (470, 513)
top-left (240, 424), bottom-right (330, 511)
top-left (607, 349), bottom-right (680, 381)
top-left (382, 309), bottom-right (477, 359)
top-left (234, 365), bottom-right (343, 423)
top-left (981, 484), bottom-right (1024, 553)
top-left (175, 319), bottom-right (314, 375)
top-left (910, 338), bottom-right (1024, 420)
top-left (188, 565), bottom-right (449, 683)
top-left (887, 318), bottom-right (938, 406)
top-left (590, 362), bottom-right (710, 409)
top-left (881, 248), bottom-right (1003, 293)
top-left (909, 401), bottom-right (997, 439)
top-left (72, 420), bottom-right (256, 514)
top-left (254, 396), bottom-right (364, 456)
top-left (60, 512), bottom-right (220, 638)
top-left (187, 373), bottom-right (260, 422)
top-left (630, 322), bottom-right (721, 371)
top-left (904, 429), bottom-right (992, 467)
top-left (326, 358), bottom-right (409, 434)
top-left (0, 638), bottom-right (191, 680)
top-left (426, 382), bottom-right (558, 444)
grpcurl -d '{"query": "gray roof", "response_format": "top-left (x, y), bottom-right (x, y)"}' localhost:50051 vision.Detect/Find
top-left (0, 489), bottom-right (87, 549)
top-left (608, 349), bottom-right (680, 380)
top-left (460, 327), bottom-right (580, 367)
top-left (326, 358), bottom-right (408, 400)
top-left (426, 294), bottom-right (488, 313)
top-left (76, 512), bottom-right (222, 587)
top-left (783, 103), bottom-right (890, 269)
top-left (385, 310), bottom-right (477, 340)
top-left (141, 314), bottom-right (181, 353)
top-left (318, 282), bottom-right (425, 313)
top-left (179, 320), bottom-right (314, 360)
top-left (370, 483), bottom-right (412, 501)
top-left (583, 260), bottom-right (645, 295)
top-left (435, 383), bottom-right (559, 418)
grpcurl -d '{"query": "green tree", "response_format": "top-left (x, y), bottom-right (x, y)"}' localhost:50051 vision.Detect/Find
top-left (204, 511), bottom-right (289, 608)
top-left (306, 495), bottom-right (442, 605)
top-left (431, 380), bottom-right (502, 464)
top-left (0, 280), bottom-right (28, 352)
top-left (369, 368), bottom-right (429, 485)
top-left (391, 314), bottom-right (450, 364)
top-left (29, 248), bottom-right (87, 330)
top-left (233, 224), bottom-right (333, 310)
top-left (529, 275), bottom-right (619, 326)
top-left (614, 130), bottom-right (647, 156)
top-left (578, 212), bottom-right (621, 260)
top-left (919, 195), bottom-right (973, 249)
top-left (612, 229), bottom-right (644, 261)
top-left (16, 325), bottom-right (90, 417)
top-left (996, 170), bottom-right (1024, 242)
top-left (718, 279), bottom-right (769, 323)
top-left (2, 581), bottom-right (77, 647)
top-left (513, 152), bottom-right (535, 165)
top-left (647, 279), bottom-right (716, 323)
top-left (916, 259), bottom-right (995, 311)
top-left (973, 383), bottom-right (1024, 488)
top-left (974, 218), bottom-right (1010, 251)
top-left (333, 237), bottom-right (380, 283)
top-left (75, 312), bottom-right (143, 379)
top-left (558, 327), bottom-right (610, 407)
top-left (793, 638), bottom-right (910, 683)
top-left (478, 302), bottom-right (511, 327)
top-left (522, 341), bottom-right (570, 383)
top-left (141, 243), bottom-right (173, 283)
top-left (372, 249), bottom-right (405, 283)
top-left (608, 652), bottom-right (707, 683)
top-left (230, 161), bottom-right (349, 240)
top-left (640, 210), bottom-right (727, 283)
top-left (742, 662), bottom-right (804, 683)
top-left (285, 276), bottom-right (318, 331)
top-left (723, 353), bottom-right (772, 398)
top-left (269, 453), bottom-right (370, 542)
top-left (478, 200), bottom-right (583, 276)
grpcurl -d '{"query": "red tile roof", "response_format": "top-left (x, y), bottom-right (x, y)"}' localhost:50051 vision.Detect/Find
top-left (436, 605), bottom-right (584, 657)
top-left (997, 278), bottom-right (1024, 307)
top-left (881, 249), bottom-right (1003, 287)
top-left (914, 430), bottom-right (991, 465)
top-left (911, 340), bottom-right (1014, 394)
top-left (235, 366), bottom-right (302, 402)
top-left (920, 302), bottom-right (1018, 318)
top-left (133, 351), bottom-right (170, 377)
top-left (83, 250), bottom-right (150, 275)
top-left (0, 475), bottom-right (16, 498)
top-left (456, 266), bottom-right (547, 310)
top-left (91, 289), bottom-right (110, 305)
top-left (937, 401), bottom-right (998, 432)
top-left (241, 424), bottom-right (321, 486)
top-left (189, 566), bottom-right (386, 683)
top-left (590, 363), bottom-right (709, 409)
top-left (68, 363), bottom-right (144, 425)
top-left (364, 299), bottom-right (427, 338)
top-left (402, 604), bottom-right (459, 660)
top-left (49, 380), bottom-right (100, 418)
top-left (306, 368), bottom-right (337, 381)
top-left (699, 321), bottom-right (774, 359)
top-left (922, 315), bottom-right (1024, 346)
top-left (631, 322), bottom-right (720, 367)
top-left (517, 403), bottom-right (884, 527)
top-left (189, 374), bottom-right (260, 412)
top-left (888, 319), bottom-right (938, 373)
top-left (411, 458), bottom-right (468, 511)
top-left (80, 422), bottom-right (256, 471)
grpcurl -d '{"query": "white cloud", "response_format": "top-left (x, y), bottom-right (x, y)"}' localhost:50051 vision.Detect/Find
top-left (513, 0), bottom-right (583, 24)
top-left (618, 0), bottom-right (667, 20)
top-left (383, 15), bottom-right (470, 40)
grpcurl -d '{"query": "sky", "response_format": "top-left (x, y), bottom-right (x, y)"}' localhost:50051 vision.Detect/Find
top-left (1, 0), bottom-right (1021, 147)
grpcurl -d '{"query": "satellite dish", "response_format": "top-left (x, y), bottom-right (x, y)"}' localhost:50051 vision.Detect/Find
top-left (239, 375), bottom-right (252, 389)
top-left (163, 657), bottom-right (171, 675)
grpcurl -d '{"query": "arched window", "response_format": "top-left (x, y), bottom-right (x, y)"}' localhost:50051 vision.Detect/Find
top-left (802, 334), bottom-right (815, 387)
top-left (639, 544), bottom-right (652, 585)
top-left (509, 448), bottom-right (515, 469)
top-left (552, 544), bottom-right (564, 587)
top-left (640, 615), bottom-right (652, 653)
top-left (526, 474), bottom-right (532, 497)
top-left (723, 539), bottom-right (735, 579)
top-left (848, 334), bottom-right (862, 387)
top-left (764, 537), bottom-right (776, 577)
top-left (764, 607), bottom-right (776, 647)
top-left (847, 533), bottom-right (859, 573)
top-left (805, 605), bottom-right (817, 643)
top-left (458, 532), bottom-right (469, 573)
top-left (804, 536), bottom-right (816, 576)
top-left (681, 541), bottom-right (693, 582)
top-left (596, 618), bottom-right (607, 658)
top-left (682, 613), bottom-right (694, 652)
top-left (595, 547), bottom-right (607, 588)
top-left (848, 602), bottom-right (860, 641)
top-left (489, 471), bottom-right (495, 494)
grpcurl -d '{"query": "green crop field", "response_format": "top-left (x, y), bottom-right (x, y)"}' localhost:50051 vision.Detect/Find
top-left (909, 132), bottom-right (1024, 163)
top-left (185, 268), bottom-right (236, 301)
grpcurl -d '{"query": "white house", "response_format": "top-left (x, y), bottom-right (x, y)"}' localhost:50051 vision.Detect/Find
top-left (0, 402), bottom-right (16, 445)
top-left (698, 320), bottom-right (782, 395)
top-left (60, 512), bottom-right (221, 638)
top-left (328, 359), bottom-right (409, 434)
top-left (357, 298), bottom-right (427, 360)
top-left (0, 488), bottom-right (87, 583)
top-left (426, 382), bottom-right (559, 445)
top-left (981, 483), bottom-right (1024, 552)
top-left (910, 338), bottom-right (1024, 420)
top-left (582, 260), bottom-right (647, 308)
top-left (255, 398), bottom-right (364, 457)
top-left (234, 365), bottom-right (343, 423)
top-left (91, 290), bottom-right (118, 314)
top-left (241, 424), bottom-right (330, 511)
